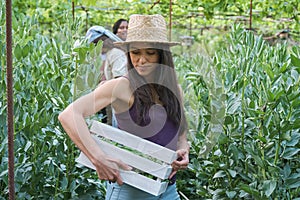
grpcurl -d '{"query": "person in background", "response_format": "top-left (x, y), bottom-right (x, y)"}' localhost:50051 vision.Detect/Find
top-left (112, 18), bottom-right (128, 41)
top-left (59, 14), bottom-right (189, 200)
top-left (86, 26), bottom-right (127, 125)
top-left (86, 26), bottom-right (127, 79)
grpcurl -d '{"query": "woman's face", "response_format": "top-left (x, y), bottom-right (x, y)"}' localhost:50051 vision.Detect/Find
top-left (116, 21), bottom-right (128, 41)
top-left (129, 43), bottom-right (160, 79)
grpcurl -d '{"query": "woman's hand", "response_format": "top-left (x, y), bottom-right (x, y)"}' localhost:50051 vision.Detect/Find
top-left (169, 149), bottom-right (189, 179)
top-left (93, 155), bottom-right (132, 185)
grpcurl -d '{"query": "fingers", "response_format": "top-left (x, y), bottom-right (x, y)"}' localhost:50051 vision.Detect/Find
top-left (169, 170), bottom-right (176, 179)
top-left (108, 174), bottom-right (123, 185)
top-left (117, 160), bottom-right (132, 171)
top-left (108, 171), bottom-right (124, 185)
top-left (95, 158), bottom-right (131, 185)
top-left (97, 169), bottom-right (123, 185)
top-left (169, 165), bottom-right (187, 179)
top-left (107, 158), bottom-right (132, 171)
top-left (177, 149), bottom-right (188, 157)
top-left (168, 148), bottom-right (190, 179)
top-left (116, 175), bottom-right (123, 185)
top-left (172, 162), bottom-right (188, 171)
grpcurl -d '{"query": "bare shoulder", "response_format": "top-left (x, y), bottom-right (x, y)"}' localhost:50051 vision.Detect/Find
top-left (93, 77), bottom-right (130, 96)
top-left (105, 76), bottom-right (131, 98)
top-left (110, 77), bottom-right (133, 112)
top-left (96, 76), bottom-right (129, 89)
top-left (113, 76), bottom-right (131, 91)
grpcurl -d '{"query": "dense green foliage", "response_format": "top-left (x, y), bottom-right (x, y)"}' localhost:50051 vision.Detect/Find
top-left (1, 3), bottom-right (105, 199)
top-left (176, 25), bottom-right (300, 199)
top-left (1, 0), bottom-right (300, 199)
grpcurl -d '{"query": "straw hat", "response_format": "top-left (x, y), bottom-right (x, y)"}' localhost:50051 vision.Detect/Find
top-left (114, 14), bottom-right (179, 47)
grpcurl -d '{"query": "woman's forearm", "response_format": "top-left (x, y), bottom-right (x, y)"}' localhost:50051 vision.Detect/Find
top-left (177, 132), bottom-right (190, 152)
top-left (58, 104), bottom-right (105, 164)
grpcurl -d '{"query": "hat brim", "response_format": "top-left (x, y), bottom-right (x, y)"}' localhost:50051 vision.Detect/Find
top-left (114, 41), bottom-right (180, 49)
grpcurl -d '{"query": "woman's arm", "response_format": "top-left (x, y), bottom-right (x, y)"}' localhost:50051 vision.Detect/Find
top-left (58, 78), bottom-right (131, 185)
top-left (169, 131), bottom-right (190, 179)
top-left (169, 85), bottom-right (190, 178)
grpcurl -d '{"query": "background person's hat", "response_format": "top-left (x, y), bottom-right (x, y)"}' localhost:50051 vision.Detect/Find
top-left (86, 26), bottom-right (122, 44)
top-left (114, 14), bottom-right (180, 47)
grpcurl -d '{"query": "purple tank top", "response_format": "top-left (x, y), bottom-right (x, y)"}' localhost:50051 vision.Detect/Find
top-left (115, 101), bottom-right (179, 151)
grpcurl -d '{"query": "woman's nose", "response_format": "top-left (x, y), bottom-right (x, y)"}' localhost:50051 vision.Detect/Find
top-left (138, 55), bottom-right (147, 65)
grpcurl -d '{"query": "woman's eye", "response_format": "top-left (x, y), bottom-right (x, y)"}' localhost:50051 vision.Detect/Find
top-left (130, 50), bottom-right (139, 54)
top-left (119, 26), bottom-right (128, 30)
top-left (146, 51), bottom-right (156, 55)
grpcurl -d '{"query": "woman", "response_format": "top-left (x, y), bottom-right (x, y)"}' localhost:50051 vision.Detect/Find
top-left (59, 14), bottom-right (189, 200)
top-left (112, 18), bottom-right (128, 41)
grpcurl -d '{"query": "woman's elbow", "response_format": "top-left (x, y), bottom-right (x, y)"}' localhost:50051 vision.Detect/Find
top-left (58, 106), bottom-right (72, 125)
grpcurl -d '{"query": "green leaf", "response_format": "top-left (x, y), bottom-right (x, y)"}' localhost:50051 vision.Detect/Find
top-left (227, 97), bottom-right (241, 114)
top-left (226, 191), bottom-right (237, 198)
top-left (82, 0), bottom-right (97, 6)
top-left (22, 44), bottom-right (30, 57)
top-left (290, 69), bottom-right (299, 82)
top-left (281, 148), bottom-right (300, 159)
top-left (252, 154), bottom-right (264, 168)
top-left (239, 184), bottom-right (260, 197)
top-left (75, 77), bottom-right (85, 91)
top-left (60, 176), bottom-right (68, 190)
top-left (262, 180), bottom-right (277, 197)
top-left (218, 132), bottom-right (229, 144)
top-left (87, 71), bottom-right (95, 88)
top-left (279, 63), bottom-right (288, 73)
top-left (264, 64), bottom-right (275, 80)
top-left (286, 132), bottom-right (300, 146)
top-left (90, 42), bottom-right (102, 59)
top-left (282, 164), bottom-right (291, 178)
top-left (224, 115), bottom-right (233, 125)
top-left (285, 174), bottom-right (300, 189)
top-left (290, 54), bottom-right (300, 68)
top-left (253, 135), bottom-right (267, 143)
top-left (24, 141), bottom-right (32, 152)
top-left (14, 44), bottom-right (23, 60)
top-left (227, 169), bottom-right (237, 178)
top-left (213, 170), bottom-right (226, 179)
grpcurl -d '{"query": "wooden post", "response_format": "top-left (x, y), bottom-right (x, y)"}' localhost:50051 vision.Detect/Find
top-left (72, 1), bottom-right (75, 22)
top-left (169, 0), bottom-right (172, 41)
top-left (6, 0), bottom-right (15, 199)
top-left (86, 10), bottom-right (89, 33)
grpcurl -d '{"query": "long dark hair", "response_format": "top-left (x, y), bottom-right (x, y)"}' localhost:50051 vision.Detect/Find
top-left (112, 19), bottom-right (128, 34)
top-left (127, 45), bottom-right (187, 135)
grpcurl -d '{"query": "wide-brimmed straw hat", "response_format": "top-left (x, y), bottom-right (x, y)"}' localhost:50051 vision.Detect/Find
top-left (114, 14), bottom-right (179, 48)
top-left (86, 26), bottom-right (122, 44)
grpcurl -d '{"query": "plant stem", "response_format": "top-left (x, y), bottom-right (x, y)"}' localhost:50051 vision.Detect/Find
top-left (274, 114), bottom-right (281, 165)
top-left (241, 75), bottom-right (247, 173)
top-left (259, 86), bottom-right (266, 180)
top-left (73, 55), bottom-right (78, 100)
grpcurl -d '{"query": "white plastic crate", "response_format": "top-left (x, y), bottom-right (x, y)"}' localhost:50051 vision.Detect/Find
top-left (76, 120), bottom-right (177, 196)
